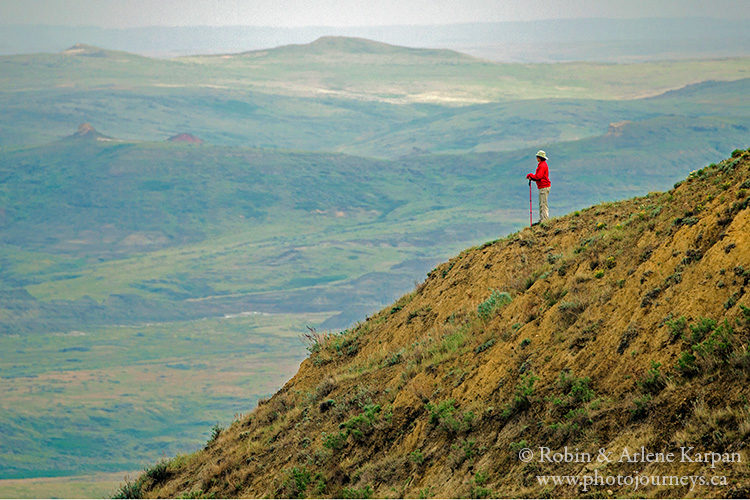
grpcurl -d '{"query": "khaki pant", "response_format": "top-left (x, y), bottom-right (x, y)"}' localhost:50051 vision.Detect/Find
top-left (539, 187), bottom-right (550, 222)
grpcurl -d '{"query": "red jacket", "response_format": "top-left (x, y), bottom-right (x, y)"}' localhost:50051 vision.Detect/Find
top-left (527, 160), bottom-right (551, 188)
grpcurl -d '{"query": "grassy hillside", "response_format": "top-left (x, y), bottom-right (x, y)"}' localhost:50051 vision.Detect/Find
top-left (136, 150), bottom-right (750, 498)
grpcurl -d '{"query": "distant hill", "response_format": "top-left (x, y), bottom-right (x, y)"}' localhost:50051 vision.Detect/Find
top-left (1, 19), bottom-right (748, 61)
top-left (136, 150), bottom-right (750, 498)
top-left (62, 43), bottom-right (120, 58)
top-left (3, 37), bottom-right (748, 102)
top-left (0, 43), bottom-right (747, 155)
top-left (230, 36), bottom-right (474, 62)
top-left (167, 133), bottom-right (203, 144)
top-left (67, 122), bottom-right (114, 141)
top-left (60, 42), bottom-right (154, 62)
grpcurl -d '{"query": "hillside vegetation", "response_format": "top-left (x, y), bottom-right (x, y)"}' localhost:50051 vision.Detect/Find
top-left (133, 149), bottom-right (750, 498)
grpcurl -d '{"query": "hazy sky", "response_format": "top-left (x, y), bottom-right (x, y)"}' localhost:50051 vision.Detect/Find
top-left (2, 0), bottom-right (748, 27)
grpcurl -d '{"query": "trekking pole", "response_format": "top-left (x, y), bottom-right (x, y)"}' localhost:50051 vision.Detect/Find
top-left (528, 180), bottom-right (533, 227)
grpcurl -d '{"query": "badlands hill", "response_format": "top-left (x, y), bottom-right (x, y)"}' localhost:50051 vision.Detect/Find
top-left (131, 150), bottom-right (750, 498)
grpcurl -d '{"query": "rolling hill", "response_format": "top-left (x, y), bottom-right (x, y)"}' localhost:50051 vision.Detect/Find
top-left (1, 118), bottom-right (745, 335)
top-left (135, 149), bottom-right (750, 498)
top-left (0, 39), bottom-right (748, 151)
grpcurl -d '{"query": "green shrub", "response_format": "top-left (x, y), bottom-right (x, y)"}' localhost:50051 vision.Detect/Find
top-left (694, 320), bottom-right (734, 363)
top-left (207, 423), bottom-right (223, 446)
top-left (385, 349), bottom-right (404, 366)
top-left (673, 215), bottom-right (699, 227)
top-left (558, 300), bottom-right (586, 324)
top-left (477, 290), bottom-right (511, 320)
top-left (114, 478), bottom-right (144, 499)
top-left (342, 485), bottom-right (373, 499)
top-left (666, 315), bottom-right (687, 342)
top-left (409, 449), bottom-right (425, 465)
top-left (330, 331), bottom-right (360, 356)
top-left (688, 317), bottom-right (717, 344)
top-left (451, 438), bottom-right (478, 464)
top-left (145, 460), bottom-right (170, 484)
top-left (502, 373), bottom-right (538, 418)
top-left (474, 338), bottom-right (496, 354)
top-left (176, 490), bottom-right (208, 499)
top-left (639, 361), bottom-right (666, 395)
top-left (544, 288), bottom-right (568, 307)
top-left (427, 399), bottom-right (456, 425)
top-left (303, 327), bottom-right (360, 357)
top-left (641, 287), bottom-right (661, 307)
top-left (322, 431), bottom-right (348, 450)
top-left (471, 471), bottom-right (492, 498)
top-left (740, 305), bottom-right (750, 327)
top-left (509, 440), bottom-right (529, 453)
top-left (426, 399), bottom-right (473, 434)
top-left (278, 467), bottom-right (314, 497)
top-left (552, 371), bottom-right (594, 416)
top-left (340, 404), bottom-right (381, 441)
top-left (725, 292), bottom-right (740, 310)
top-left (676, 351), bottom-right (699, 377)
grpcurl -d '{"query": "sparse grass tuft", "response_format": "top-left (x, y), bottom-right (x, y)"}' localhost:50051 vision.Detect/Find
top-left (342, 485), bottom-right (373, 499)
top-left (477, 289), bottom-right (511, 321)
top-left (502, 373), bottom-right (538, 418)
top-left (409, 449), bottom-right (425, 465)
top-left (630, 394), bottom-right (652, 420)
top-left (474, 338), bottom-right (496, 354)
top-left (426, 399), bottom-right (473, 434)
top-left (145, 460), bottom-right (170, 484)
top-left (114, 479), bottom-right (143, 499)
top-left (207, 423), bottom-right (223, 446)
top-left (470, 470), bottom-right (492, 498)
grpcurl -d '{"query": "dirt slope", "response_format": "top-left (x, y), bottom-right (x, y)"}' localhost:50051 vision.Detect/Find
top-left (134, 150), bottom-right (750, 499)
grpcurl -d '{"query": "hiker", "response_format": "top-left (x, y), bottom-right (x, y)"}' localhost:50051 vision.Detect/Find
top-left (526, 150), bottom-right (551, 223)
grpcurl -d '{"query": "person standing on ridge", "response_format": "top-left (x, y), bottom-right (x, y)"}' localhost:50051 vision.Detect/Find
top-left (526, 150), bottom-right (551, 224)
